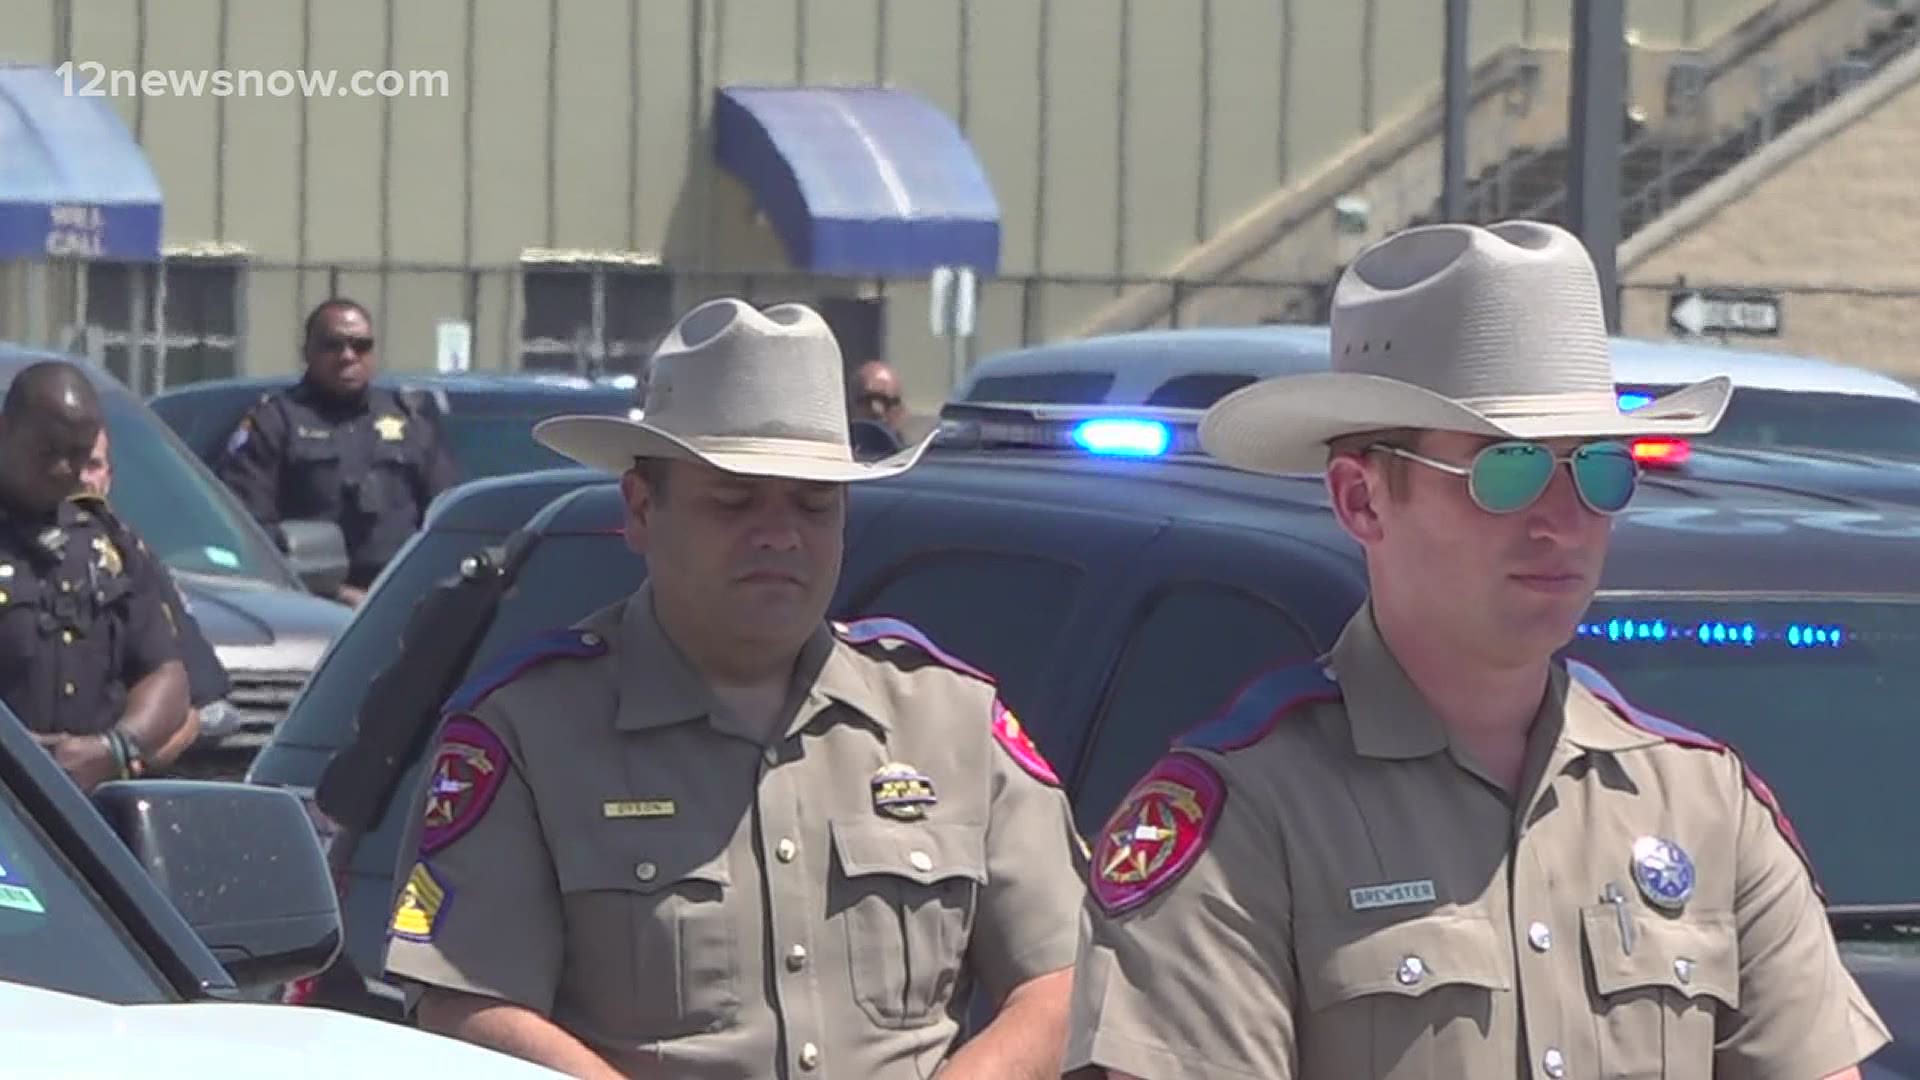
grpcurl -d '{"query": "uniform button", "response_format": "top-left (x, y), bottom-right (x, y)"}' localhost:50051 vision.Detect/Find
top-left (776, 838), bottom-right (798, 863)
top-left (909, 850), bottom-right (933, 873)
top-left (799, 1042), bottom-right (820, 1070)
top-left (60, 631), bottom-right (72, 645)
top-left (580, 632), bottom-right (601, 646)
top-left (59, 581), bottom-right (71, 593)
top-left (786, 944), bottom-right (808, 971)
top-left (1527, 921), bottom-right (1553, 952)
top-left (763, 745), bottom-right (780, 766)
top-left (1542, 1048), bottom-right (1566, 1079)
top-left (634, 861), bottom-right (657, 882)
top-left (1396, 956), bottom-right (1425, 985)
top-left (62, 682), bottom-right (75, 697)
top-left (1674, 958), bottom-right (1693, 984)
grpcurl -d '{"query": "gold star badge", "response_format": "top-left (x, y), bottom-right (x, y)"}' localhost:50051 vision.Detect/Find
top-left (374, 415), bottom-right (407, 441)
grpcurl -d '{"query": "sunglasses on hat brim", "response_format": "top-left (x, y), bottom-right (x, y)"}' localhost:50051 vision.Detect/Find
top-left (1370, 439), bottom-right (1640, 515)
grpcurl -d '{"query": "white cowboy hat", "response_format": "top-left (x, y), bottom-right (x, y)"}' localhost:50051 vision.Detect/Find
top-left (1199, 220), bottom-right (1734, 475)
top-left (534, 297), bottom-right (934, 483)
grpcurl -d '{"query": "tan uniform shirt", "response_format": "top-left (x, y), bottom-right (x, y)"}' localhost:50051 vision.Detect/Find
top-left (1064, 604), bottom-right (1890, 1080)
top-left (384, 587), bottom-right (1086, 1078)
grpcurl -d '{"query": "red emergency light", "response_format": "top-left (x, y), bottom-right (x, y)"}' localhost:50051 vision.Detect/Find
top-left (1630, 436), bottom-right (1691, 467)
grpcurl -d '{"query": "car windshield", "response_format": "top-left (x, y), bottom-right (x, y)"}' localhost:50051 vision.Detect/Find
top-left (1623, 384), bottom-right (1920, 461)
top-left (1566, 596), bottom-right (1920, 908)
top-left (0, 780), bottom-right (172, 1002)
top-left (100, 392), bottom-right (295, 586)
top-left (441, 414), bottom-right (607, 481)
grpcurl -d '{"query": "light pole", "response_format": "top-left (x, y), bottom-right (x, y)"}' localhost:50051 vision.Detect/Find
top-left (1567, 0), bottom-right (1626, 332)
top-left (1442, 0), bottom-right (1470, 221)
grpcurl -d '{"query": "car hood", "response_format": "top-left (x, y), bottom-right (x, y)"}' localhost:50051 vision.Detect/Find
top-left (173, 575), bottom-right (351, 671)
top-left (0, 981), bottom-right (563, 1076)
top-left (1847, 945), bottom-right (1920, 1077)
top-left (1669, 447), bottom-right (1920, 510)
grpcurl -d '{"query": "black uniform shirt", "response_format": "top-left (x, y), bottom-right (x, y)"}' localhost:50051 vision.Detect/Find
top-left (0, 497), bottom-right (182, 736)
top-left (214, 379), bottom-right (458, 587)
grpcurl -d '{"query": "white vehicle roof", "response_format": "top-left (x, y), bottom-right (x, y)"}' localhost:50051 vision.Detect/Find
top-left (961, 326), bottom-right (1920, 404)
top-left (0, 979), bottom-right (563, 1078)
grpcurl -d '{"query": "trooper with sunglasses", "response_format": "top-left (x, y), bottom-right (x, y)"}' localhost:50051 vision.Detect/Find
top-left (1062, 221), bottom-right (1889, 1080)
top-left (214, 298), bottom-right (458, 607)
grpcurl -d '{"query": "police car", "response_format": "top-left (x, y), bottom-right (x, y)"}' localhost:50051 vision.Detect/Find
top-left (0, 693), bottom-right (560, 1075)
top-left (959, 325), bottom-right (1920, 466)
top-left (246, 407), bottom-right (1920, 1073)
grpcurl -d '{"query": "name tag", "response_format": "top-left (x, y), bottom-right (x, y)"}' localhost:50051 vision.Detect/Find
top-left (1349, 879), bottom-right (1438, 911)
top-left (603, 800), bottom-right (676, 819)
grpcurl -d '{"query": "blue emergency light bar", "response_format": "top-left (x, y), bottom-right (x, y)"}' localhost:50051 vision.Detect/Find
top-left (1617, 391), bottom-right (1654, 412)
top-left (1575, 618), bottom-right (1849, 648)
top-left (1072, 418), bottom-right (1172, 457)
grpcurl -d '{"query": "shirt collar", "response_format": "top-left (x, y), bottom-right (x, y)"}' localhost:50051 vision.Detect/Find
top-left (1327, 604), bottom-right (1450, 760)
top-left (612, 586), bottom-right (890, 740)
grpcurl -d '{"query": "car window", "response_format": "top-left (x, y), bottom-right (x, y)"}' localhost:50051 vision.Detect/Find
top-left (1622, 384), bottom-right (1920, 460)
top-left (98, 392), bottom-right (295, 586)
top-left (1073, 583), bottom-right (1317, 834)
top-left (0, 782), bottom-right (173, 1002)
top-left (961, 372), bottom-right (1118, 405)
top-left (841, 552), bottom-right (1083, 740)
top-left (1144, 373), bottom-right (1259, 408)
top-left (442, 415), bottom-right (596, 480)
top-left (1567, 597), bottom-right (1920, 907)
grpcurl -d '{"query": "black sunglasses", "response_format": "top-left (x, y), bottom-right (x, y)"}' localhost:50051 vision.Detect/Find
top-left (315, 334), bottom-right (375, 354)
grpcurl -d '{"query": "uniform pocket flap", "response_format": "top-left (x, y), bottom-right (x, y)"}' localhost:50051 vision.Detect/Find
top-left (1297, 911), bottom-right (1512, 1011)
top-left (1583, 907), bottom-right (1739, 1007)
top-left (556, 834), bottom-right (733, 896)
top-left (830, 818), bottom-right (987, 887)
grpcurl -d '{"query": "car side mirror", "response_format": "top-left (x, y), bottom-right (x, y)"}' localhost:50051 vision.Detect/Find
top-left (91, 780), bottom-right (342, 990)
top-left (279, 519), bottom-right (350, 597)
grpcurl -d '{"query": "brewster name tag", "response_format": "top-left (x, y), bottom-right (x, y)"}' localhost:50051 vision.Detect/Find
top-left (1349, 879), bottom-right (1438, 911)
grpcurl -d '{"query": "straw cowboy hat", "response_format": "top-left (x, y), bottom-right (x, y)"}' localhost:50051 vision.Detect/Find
top-left (534, 297), bottom-right (934, 483)
top-left (1199, 220), bottom-right (1734, 475)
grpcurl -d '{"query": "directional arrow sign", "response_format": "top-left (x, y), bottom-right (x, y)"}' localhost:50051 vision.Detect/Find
top-left (1668, 288), bottom-right (1782, 337)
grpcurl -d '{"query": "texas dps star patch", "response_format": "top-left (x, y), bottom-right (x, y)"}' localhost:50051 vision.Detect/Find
top-left (1090, 753), bottom-right (1225, 915)
top-left (992, 701), bottom-right (1061, 786)
top-left (420, 717), bottom-right (510, 855)
top-left (390, 860), bottom-right (452, 942)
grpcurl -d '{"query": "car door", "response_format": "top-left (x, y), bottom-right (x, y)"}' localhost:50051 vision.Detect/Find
top-left (835, 490), bottom-right (1163, 775)
top-left (1065, 521), bottom-right (1366, 834)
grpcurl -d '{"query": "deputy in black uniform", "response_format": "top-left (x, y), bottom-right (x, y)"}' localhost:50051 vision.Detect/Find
top-left (0, 362), bottom-right (190, 792)
top-left (213, 299), bottom-right (459, 607)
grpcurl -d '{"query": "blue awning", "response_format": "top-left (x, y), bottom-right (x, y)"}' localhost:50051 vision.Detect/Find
top-left (0, 65), bottom-right (164, 262)
top-left (713, 86), bottom-right (1000, 277)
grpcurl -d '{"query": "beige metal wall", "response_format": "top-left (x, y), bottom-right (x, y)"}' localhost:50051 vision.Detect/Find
top-left (0, 0), bottom-right (1780, 403)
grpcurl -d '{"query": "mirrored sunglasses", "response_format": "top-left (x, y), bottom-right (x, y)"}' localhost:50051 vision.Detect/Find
top-left (1372, 439), bottom-right (1640, 515)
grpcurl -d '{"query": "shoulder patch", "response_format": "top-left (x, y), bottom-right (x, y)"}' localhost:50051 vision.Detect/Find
top-left (1567, 659), bottom-right (1824, 898)
top-left (389, 859), bottom-right (454, 943)
top-left (443, 628), bottom-right (609, 716)
top-left (1175, 661), bottom-right (1342, 753)
top-left (420, 716), bottom-right (510, 855)
top-left (1090, 753), bottom-right (1225, 916)
top-left (836, 616), bottom-right (994, 683)
top-left (992, 700), bottom-right (1060, 786)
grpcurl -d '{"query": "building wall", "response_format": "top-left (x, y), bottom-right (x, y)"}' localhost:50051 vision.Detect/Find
top-left (0, 0), bottom-right (1780, 408)
top-left (1621, 59), bottom-right (1920, 379)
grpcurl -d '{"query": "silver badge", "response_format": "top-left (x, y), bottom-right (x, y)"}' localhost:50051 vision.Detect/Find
top-left (1630, 835), bottom-right (1695, 911)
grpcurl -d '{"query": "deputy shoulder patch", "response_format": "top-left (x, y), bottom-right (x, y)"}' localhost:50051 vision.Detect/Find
top-left (835, 616), bottom-right (995, 683)
top-left (1090, 753), bottom-right (1225, 916)
top-left (442, 627), bottom-right (609, 716)
top-left (390, 860), bottom-right (453, 943)
top-left (1568, 659), bottom-right (1824, 898)
top-left (420, 716), bottom-right (510, 855)
top-left (1175, 660), bottom-right (1342, 753)
top-left (992, 700), bottom-right (1060, 786)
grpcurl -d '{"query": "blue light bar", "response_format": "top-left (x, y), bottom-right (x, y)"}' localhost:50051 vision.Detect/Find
top-left (1617, 391), bottom-right (1653, 412)
top-left (1576, 617), bottom-right (1850, 648)
top-left (1072, 418), bottom-right (1171, 458)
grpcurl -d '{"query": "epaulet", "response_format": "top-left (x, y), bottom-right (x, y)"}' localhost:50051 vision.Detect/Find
top-left (833, 616), bottom-right (994, 684)
top-left (1174, 660), bottom-right (1342, 753)
top-left (442, 627), bottom-right (609, 716)
top-left (1567, 659), bottom-right (1824, 898)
